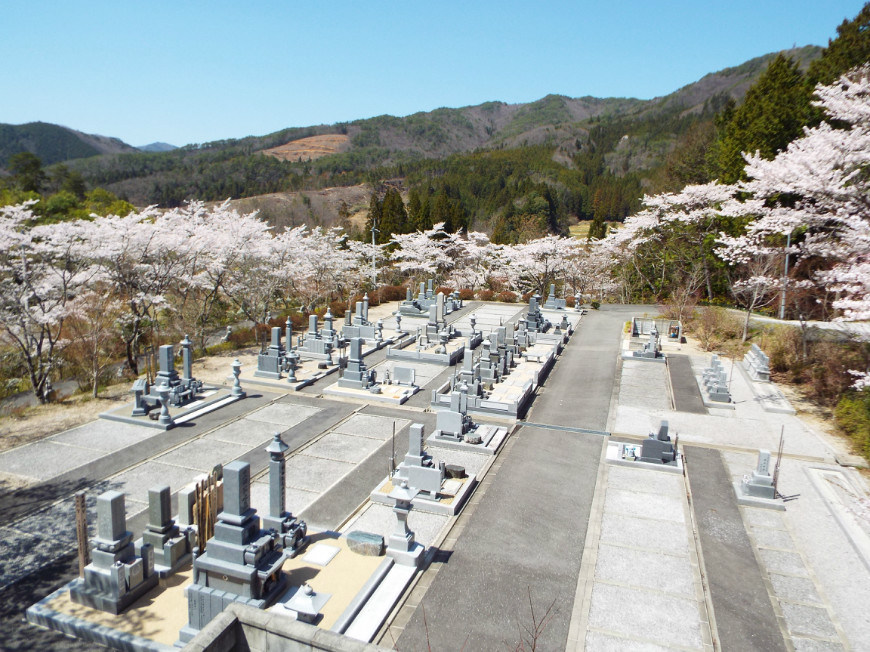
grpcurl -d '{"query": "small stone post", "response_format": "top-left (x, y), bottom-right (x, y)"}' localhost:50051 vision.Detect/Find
top-left (157, 387), bottom-right (173, 427)
top-left (231, 359), bottom-right (245, 397)
top-left (286, 351), bottom-right (298, 383)
top-left (266, 433), bottom-right (289, 522)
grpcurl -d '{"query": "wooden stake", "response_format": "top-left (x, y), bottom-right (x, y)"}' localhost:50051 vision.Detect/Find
top-left (75, 492), bottom-right (89, 577)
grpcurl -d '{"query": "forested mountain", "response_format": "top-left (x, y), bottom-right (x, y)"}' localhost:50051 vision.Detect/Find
top-left (0, 122), bottom-right (138, 167)
top-left (0, 45), bottom-right (825, 242)
top-left (12, 46), bottom-right (810, 206)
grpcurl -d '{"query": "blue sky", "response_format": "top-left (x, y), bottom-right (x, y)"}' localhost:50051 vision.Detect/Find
top-left (1, 1), bottom-right (866, 147)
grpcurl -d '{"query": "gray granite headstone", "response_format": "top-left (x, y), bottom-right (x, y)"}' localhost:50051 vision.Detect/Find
top-left (97, 491), bottom-right (128, 544)
top-left (222, 461), bottom-right (251, 519)
top-left (147, 485), bottom-right (172, 532)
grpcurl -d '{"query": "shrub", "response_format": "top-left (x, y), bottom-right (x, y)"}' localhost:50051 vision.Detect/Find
top-left (522, 292), bottom-right (534, 303)
top-left (591, 301), bottom-right (600, 310)
top-left (436, 286), bottom-right (454, 296)
top-left (478, 289), bottom-right (495, 302)
top-left (761, 327), bottom-right (803, 375)
top-left (498, 291), bottom-right (518, 303)
top-left (228, 327), bottom-right (255, 347)
top-left (836, 390), bottom-right (870, 457)
top-left (566, 295), bottom-right (575, 308)
top-left (379, 285), bottom-right (406, 302)
top-left (328, 301), bottom-right (347, 318)
top-left (459, 288), bottom-right (475, 301)
top-left (693, 306), bottom-right (740, 351)
top-left (205, 341), bottom-right (235, 356)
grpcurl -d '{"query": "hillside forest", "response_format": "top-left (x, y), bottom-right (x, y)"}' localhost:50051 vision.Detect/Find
top-left (2, 5), bottom-right (870, 458)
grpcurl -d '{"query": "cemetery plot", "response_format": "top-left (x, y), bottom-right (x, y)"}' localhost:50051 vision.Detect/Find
top-left (100, 339), bottom-right (243, 430)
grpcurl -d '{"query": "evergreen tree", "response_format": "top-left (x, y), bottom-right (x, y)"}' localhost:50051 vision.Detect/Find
top-left (364, 191), bottom-right (382, 242)
top-left (407, 188), bottom-right (423, 230)
top-left (713, 55), bottom-right (810, 183)
top-left (8, 152), bottom-right (46, 193)
top-left (807, 3), bottom-right (870, 86)
top-left (430, 191), bottom-right (453, 231)
top-left (379, 187), bottom-right (407, 241)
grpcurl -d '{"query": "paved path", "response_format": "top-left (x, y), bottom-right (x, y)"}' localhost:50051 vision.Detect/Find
top-left (686, 446), bottom-right (787, 652)
top-left (396, 425), bottom-right (603, 650)
top-left (528, 307), bottom-right (629, 432)
top-left (394, 308), bottom-right (628, 650)
top-left (668, 354), bottom-right (707, 414)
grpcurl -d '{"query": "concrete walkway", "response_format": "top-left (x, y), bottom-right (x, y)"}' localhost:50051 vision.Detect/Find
top-left (393, 307), bottom-right (629, 650)
top-left (686, 446), bottom-right (785, 652)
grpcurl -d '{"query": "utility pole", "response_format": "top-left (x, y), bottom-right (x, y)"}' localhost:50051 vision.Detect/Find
top-left (779, 231), bottom-right (791, 320)
top-left (371, 224), bottom-right (380, 290)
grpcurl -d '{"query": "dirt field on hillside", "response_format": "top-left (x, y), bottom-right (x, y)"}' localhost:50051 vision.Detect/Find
top-left (261, 134), bottom-right (351, 162)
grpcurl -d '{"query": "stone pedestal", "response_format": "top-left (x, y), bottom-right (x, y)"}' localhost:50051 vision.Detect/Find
top-left (178, 461), bottom-right (288, 644)
top-left (639, 421), bottom-right (677, 465)
top-left (338, 337), bottom-right (372, 389)
top-left (255, 327), bottom-right (286, 380)
top-left (70, 491), bottom-right (158, 614)
top-left (740, 449), bottom-right (776, 499)
top-left (135, 485), bottom-right (192, 577)
top-left (394, 424), bottom-right (444, 498)
top-left (386, 480), bottom-right (424, 568)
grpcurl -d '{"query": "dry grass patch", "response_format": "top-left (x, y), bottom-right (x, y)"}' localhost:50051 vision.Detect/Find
top-left (0, 384), bottom-right (129, 453)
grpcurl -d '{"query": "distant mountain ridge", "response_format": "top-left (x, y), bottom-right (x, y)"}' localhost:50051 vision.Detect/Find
top-left (138, 142), bottom-right (177, 152)
top-left (0, 45), bottom-right (823, 207)
top-left (0, 122), bottom-right (139, 168)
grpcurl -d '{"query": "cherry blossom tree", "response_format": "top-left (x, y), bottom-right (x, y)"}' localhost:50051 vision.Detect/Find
top-left (389, 223), bottom-right (455, 284)
top-left (446, 231), bottom-right (507, 292)
top-left (284, 226), bottom-right (359, 311)
top-left (61, 288), bottom-right (124, 397)
top-left (601, 182), bottom-right (737, 307)
top-left (713, 65), bottom-right (870, 385)
top-left (503, 235), bottom-right (575, 295)
top-left (717, 66), bottom-right (870, 320)
top-left (563, 239), bottom-right (618, 303)
top-left (88, 206), bottom-right (198, 374)
top-left (345, 238), bottom-right (385, 292)
top-left (0, 202), bottom-right (94, 401)
top-left (166, 201), bottom-right (272, 351)
top-left (220, 224), bottom-right (293, 333)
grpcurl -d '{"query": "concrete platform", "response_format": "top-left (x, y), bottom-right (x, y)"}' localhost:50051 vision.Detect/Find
top-left (605, 441), bottom-right (684, 474)
top-left (369, 474), bottom-right (477, 516)
top-left (733, 481), bottom-right (787, 510)
top-left (27, 532), bottom-right (393, 651)
top-left (737, 362), bottom-right (797, 415)
top-left (323, 382), bottom-right (419, 405)
top-left (99, 387), bottom-right (244, 430)
top-left (13, 303), bottom-right (870, 652)
top-left (426, 423), bottom-right (509, 456)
